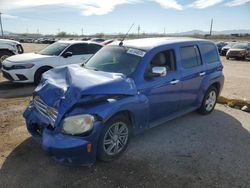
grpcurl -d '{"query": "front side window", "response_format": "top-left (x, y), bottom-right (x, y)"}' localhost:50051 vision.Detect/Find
top-left (85, 46), bottom-right (143, 76)
top-left (38, 42), bottom-right (69, 56)
top-left (200, 43), bottom-right (219, 64)
top-left (231, 43), bottom-right (248, 50)
top-left (65, 43), bottom-right (88, 55)
top-left (180, 45), bottom-right (201, 69)
top-left (150, 49), bottom-right (176, 72)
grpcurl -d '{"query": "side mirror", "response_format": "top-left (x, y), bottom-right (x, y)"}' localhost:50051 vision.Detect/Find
top-left (152, 67), bottom-right (167, 77)
top-left (62, 51), bottom-right (73, 58)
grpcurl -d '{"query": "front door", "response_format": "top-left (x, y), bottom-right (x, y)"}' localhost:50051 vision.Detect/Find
top-left (141, 49), bottom-right (182, 126)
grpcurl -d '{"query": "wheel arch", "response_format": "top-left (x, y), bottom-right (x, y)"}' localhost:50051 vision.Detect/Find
top-left (34, 65), bottom-right (53, 76)
top-left (103, 110), bottom-right (136, 128)
top-left (34, 65), bottom-right (54, 83)
top-left (210, 82), bottom-right (221, 93)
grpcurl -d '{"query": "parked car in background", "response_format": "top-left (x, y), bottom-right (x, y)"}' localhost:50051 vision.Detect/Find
top-left (226, 42), bottom-right (250, 60)
top-left (220, 42), bottom-right (236, 56)
top-left (90, 38), bottom-right (106, 43)
top-left (1, 40), bottom-right (103, 84)
top-left (23, 38), bottom-right (224, 165)
top-left (215, 41), bottom-right (227, 54)
top-left (0, 39), bottom-right (24, 68)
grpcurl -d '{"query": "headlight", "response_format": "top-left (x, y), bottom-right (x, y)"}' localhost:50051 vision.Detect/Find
top-left (62, 114), bottom-right (94, 135)
top-left (11, 64), bottom-right (34, 69)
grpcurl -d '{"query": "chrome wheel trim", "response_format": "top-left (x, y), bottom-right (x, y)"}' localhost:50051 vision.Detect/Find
top-left (205, 90), bottom-right (217, 112)
top-left (0, 55), bottom-right (10, 63)
top-left (103, 122), bottom-right (129, 156)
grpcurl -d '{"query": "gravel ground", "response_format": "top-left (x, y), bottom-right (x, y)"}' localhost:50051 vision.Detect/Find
top-left (220, 57), bottom-right (250, 101)
top-left (0, 104), bottom-right (250, 188)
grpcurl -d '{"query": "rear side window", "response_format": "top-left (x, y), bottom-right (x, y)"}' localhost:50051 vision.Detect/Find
top-left (88, 44), bottom-right (102, 54)
top-left (180, 45), bottom-right (201, 69)
top-left (200, 43), bottom-right (219, 63)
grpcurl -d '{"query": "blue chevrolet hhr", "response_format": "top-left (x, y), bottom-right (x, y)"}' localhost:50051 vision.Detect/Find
top-left (24, 37), bottom-right (224, 165)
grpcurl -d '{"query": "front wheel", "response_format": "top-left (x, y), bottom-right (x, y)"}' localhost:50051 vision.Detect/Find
top-left (198, 86), bottom-right (218, 115)
top-left (97, 115), bottom-right (131, 162)
top-left (0, 50), bottom-right (14, 69)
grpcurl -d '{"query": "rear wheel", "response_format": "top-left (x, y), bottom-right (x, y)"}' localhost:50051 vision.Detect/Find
top-left (97, 114), bottom-right (131, 162)
top-left (0, 50), bottom-right (14, 69)
top-left (34, 67), bottom-right (52, 85)
top-left (198, 86), bottom-right (218, 115)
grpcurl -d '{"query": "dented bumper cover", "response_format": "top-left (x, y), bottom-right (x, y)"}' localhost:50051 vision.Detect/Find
top-left (24, 101), bottom-right (103, 165)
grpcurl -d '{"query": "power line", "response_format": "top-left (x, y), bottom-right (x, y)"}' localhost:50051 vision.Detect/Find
top-left (210, 18), bottom-right (213, 36)
top-left (0, 12), bottom-right (4, 37)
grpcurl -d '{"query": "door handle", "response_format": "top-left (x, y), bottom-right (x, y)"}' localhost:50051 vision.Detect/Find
top-left (199, 72), bottom-right (206, 76)
top-left (170, 79), bottom-right (180, 85)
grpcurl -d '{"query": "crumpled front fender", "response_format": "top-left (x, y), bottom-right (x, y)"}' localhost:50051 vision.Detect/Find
top-left (67, 94), bottom-right (150, 133)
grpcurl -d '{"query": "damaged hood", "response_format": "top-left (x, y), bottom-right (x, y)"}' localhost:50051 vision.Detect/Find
top-left (34, 64), bottom-right (137, 110)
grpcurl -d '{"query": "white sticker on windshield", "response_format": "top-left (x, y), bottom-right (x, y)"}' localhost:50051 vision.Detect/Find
top-left (127, 48), bottom-right (146, 57)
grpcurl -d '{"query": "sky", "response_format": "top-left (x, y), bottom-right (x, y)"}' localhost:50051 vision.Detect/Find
top-left (0, 0), bottom-right (250, 35)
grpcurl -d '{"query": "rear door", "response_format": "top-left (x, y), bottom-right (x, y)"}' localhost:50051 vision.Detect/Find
top-left (179, 45), bottom-right (206, 109)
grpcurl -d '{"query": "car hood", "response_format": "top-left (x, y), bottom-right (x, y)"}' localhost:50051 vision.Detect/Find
top-left (6, 53), bottom-right (53, 63)
top-left (34, 64), bottom-right (137, 113)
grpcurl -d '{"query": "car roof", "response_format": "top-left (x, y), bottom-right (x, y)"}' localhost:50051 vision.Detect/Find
top-left (57, 40), bottom-right (103, 46)
top-left (110, 37), bottom-right (211, 51)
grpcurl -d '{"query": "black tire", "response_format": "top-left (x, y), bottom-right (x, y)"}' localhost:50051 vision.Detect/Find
top-left (34, 66), bottom-right (52, 85)
top-left (226, 56), bottom-right (229, 60)
top-left (198, 86), bottom-right (218, 115)
top-left (97, 114), bottom-right (131, 162)
top-left (0, 50), bottom-right (14, 69)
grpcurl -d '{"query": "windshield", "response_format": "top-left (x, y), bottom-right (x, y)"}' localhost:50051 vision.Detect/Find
top-left (38, 42), bottom-right (69, 56)
top-left (85, 46), bottom-right (144, 76)
top-left (224, 42), bottom-right (236, 48)
top-left (231, 43), bottom-right (248, 49)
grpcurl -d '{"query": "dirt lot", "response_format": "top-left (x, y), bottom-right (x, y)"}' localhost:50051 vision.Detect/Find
top-left (0, 103), bottom-right (250, 188)
top-left (0, 43), bottom-right (250, 188)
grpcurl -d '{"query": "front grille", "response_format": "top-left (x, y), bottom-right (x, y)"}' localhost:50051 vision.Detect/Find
top-left (33, 96), bottom-right (58, 127)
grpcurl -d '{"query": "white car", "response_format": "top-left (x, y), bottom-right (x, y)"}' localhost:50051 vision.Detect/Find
top-left (0, 39), bottom-right (24, 68)
top-left (1, 40), bottom-right (103, 84)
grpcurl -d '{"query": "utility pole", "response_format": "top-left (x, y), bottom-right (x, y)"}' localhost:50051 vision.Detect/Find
top-left (81, 28), bottom-right (83, 36)
top-left (0, 12), bottom-right (4, 38)
top-left (209, 18), bottom-right (213, 36)
top-left (137, 25), bottom-right (140, 38)
top-left (164, 27), bottom-right (166, 35)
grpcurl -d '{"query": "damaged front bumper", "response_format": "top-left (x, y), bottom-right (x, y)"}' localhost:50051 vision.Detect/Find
top-left (23, 102), bottom-right (103, 165)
